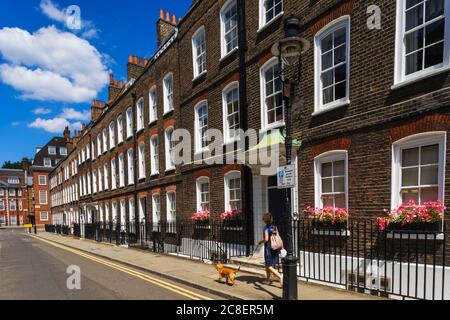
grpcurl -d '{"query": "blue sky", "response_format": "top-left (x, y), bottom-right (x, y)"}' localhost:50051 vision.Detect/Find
top-left (0, 0), bottom-right (191, 165)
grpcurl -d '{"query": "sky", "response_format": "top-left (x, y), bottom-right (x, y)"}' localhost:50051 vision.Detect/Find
top-left (0, 0), bottom-right (191, 165)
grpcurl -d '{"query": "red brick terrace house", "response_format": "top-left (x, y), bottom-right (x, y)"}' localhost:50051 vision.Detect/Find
top-left (48, 0), bottom-right (450, 299)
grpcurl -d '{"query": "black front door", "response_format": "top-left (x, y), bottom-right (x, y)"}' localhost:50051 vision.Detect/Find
top-left (268, 176), bottom-right (287, 237)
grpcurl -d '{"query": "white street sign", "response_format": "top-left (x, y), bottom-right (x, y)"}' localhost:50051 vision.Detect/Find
top-left (277, 165), bottom-right (296, 189)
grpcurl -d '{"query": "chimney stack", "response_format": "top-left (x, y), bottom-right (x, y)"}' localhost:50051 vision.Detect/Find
top-left (127, 54), bottom-right (147, 81)
top-left (63, 126), bottom-right (71, 142)
top-left (91, 99), bottom-right (106, 123)
top-left (157, 9), bottom-right (178, 47)
top-left (108, 72), bottom-right (122, 102)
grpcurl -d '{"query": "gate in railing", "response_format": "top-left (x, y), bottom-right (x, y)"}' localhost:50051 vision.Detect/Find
top-left (295, 218), bottom-right (449, 300)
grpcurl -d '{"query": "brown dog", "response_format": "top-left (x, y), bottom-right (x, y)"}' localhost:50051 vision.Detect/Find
top-left (215, 264), bottom-right (240, 286)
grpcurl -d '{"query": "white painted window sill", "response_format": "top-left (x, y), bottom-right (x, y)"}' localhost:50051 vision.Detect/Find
top-left (312, 100), bottom-right (350, 117)
top-left (192, 71), bottom-right (207, 82)
top-left (391, 66), bottom-right (450, 90)
top-left (257, 12), bottom-right (284, 33)
top-left (259, 121), bottom-right (285, 135)
top-left (220, 47), bottom-right (238, 61)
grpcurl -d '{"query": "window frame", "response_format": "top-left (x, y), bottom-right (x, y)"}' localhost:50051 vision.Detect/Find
top-left (220, 0), bottom-right (238, 58)
top-left (150, 135), bottom-right (159, 175)
top-left (149, 87), bottom-right (158, 124)
top-left (111, 158), bottom-right (117, 190)
top-left (117, 115), bottom-right (124, 144)
top-left (224, 171), bottom-right (241, 212)
top-left (391, 131), bottom-right (446, 209)
top-left (48, 146), bottom-right (56, 155)
top-left (394, 0), bottom-right (450, 87)
top-left (222, 82), bottom-right (240, 143)
top-left (39, 190), bottom-right (48, 205)
top-left (60, 147), bottom-right (68, 156)
top-left (118, 153), bottom-right (125, 188)
top-left (196, 177), bottom-right (210, 212)
top-left (259, 0), bottom-right (284, 30)
top-left (44, 158), bottom-right (52, 167)
top-left (109, 121), bottom-right (115, 150)
top-left (166, 191), bottom-right (177, 223)
top-left (192, 26), bottom-right (207, 79)
top-left (152, 194), bottom-right (161, 227)
top-left (38, 175), bottom-right (47, 186)
top-left (126, 107), bottom-right (133, 139)
top-left (314, 15), bottom-right (351, 114)
top-left (136, 98), bottom-right (145, 132)
top-left (314, 150), bottom-right (349, 210)
top-left (138, 142), bottom-right (146, 180)
top-left (163, 73), bottom-right (174, 114)
top-left (260, 57), bottom-right (285, 132)
top-left (127, 148), bottom-right (135, 185)
top-left (194, 100), bottom-right (209, 154)
top-left (165, 127), bottom-right (175, 171)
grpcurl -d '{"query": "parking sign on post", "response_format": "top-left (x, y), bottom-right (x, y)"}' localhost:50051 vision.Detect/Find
top-left (277, 165), bottom-right (296, 189)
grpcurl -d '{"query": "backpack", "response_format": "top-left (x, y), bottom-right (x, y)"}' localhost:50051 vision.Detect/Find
top-left (270, 226), bottom-right (284, 251)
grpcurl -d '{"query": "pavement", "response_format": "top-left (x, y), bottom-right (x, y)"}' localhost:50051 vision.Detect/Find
top-left (0, 229), bottom-right (221, 300)
top-left (26, 230), bottom-right (385, 300)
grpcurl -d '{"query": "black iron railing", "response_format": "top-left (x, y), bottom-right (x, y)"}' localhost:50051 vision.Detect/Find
top-left (44, 218), bottom-right (450, 300)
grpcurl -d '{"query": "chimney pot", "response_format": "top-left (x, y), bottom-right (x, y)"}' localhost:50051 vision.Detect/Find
top-left (172, 14), bottom-right (177, 25)
top-left (160, 9), bottom-right (164, 20)
top-left (128, 55), bottom-right (133, 63)
top-left (166, 12), bottom-right (170, 22)
top-left (133, 55), bottom-right (138, 64)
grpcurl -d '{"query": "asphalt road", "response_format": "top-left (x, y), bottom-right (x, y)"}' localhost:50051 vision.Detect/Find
top-left (0, 229), bottom-right (221, 300)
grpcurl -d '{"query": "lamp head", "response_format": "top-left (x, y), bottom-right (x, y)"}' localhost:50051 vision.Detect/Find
top-left (271, 16), bottom-right (310, 65)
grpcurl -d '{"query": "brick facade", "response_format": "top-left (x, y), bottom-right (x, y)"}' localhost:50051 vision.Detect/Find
top-left (49, 0), bottom-right (450, 248)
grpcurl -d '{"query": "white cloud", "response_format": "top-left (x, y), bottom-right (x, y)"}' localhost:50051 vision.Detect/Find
top-left (40, 0), bottom-right (66, 23)
top-left (39, 0), bottom-right (100, 39)
top-left (33, 107), bottom-right (52, 115)
top-left (59, 108), bottom-right (90, 121)
top-left (0, 26), bottom-right (109, 103)
top-left (28, 117), bottom-right (82, 134)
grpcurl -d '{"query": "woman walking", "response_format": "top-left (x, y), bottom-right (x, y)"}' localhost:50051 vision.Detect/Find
top-left (259, 212), bottom-right (283, 285)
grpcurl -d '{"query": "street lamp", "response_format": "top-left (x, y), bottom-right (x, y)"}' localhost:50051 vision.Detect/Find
top-left (271, 16), bottom-right (310, 301)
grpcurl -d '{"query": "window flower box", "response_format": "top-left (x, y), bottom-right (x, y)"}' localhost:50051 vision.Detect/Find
top-left (304, 206), bottom-right (350, 236)
top-left (222, 219), bottom-right (244, 231)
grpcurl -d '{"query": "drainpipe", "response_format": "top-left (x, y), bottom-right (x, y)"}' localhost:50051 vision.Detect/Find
top-left (237, 0), bottom-right (252, 256)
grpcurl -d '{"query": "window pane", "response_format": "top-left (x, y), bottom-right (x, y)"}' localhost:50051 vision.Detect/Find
top-left (322, 51), bottom-right (333, 70)
top-left (406, 49), bottom-right (424, 75)
top-left (402, 168), bottom-right (419, 186)
top-left (402, 148), bottom-right (419, 166)
top-left (405, 3), bottom-right (424, 31)
top-left (421, 144), bottom-right (439, 164)
top-left (321, 34), bottom-right (333, 52)
top-left (334, 28), bottom-right (346, 47)
top-left (405, 29), bottom-right (424, 54)
top-left (335, 64), bottom-right (347, 83)
top-left (323, 87), bottom-right (333, 104)
top-left (335, 194), bottom-right (345, 208)
top-left (426, 0), bottom-right (444, 21)
top-left (425, 42), bottom-right (444, 68)
top-left (322, 178), bottom-right (333, 193)
top-left (322, 162), bottom-right (333, 177)
top-left (406, 0), bottom-right (422, 10)
top-left (323, 197), bottom-right (334, 207)
top-left (335, 81), bottom-right (347, 100)
top-left (334, 177), bottom-right (345, 192)
top-left (421, 187), bottom-right (439, 202)
top-left (425, 19), bottom-right (445, 46)
top-left (322, 70), bottom-right (334, 88)
top-left (402, 190), bottom-right (419, 204)
top-left (334, 160), bottom-right (345, 175)
top-left (334, 45), bottom-right (346, 64)
top-left (421, 165), bottom-right (439, 185)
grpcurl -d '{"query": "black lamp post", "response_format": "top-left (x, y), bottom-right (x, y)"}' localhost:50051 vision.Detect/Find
top-left (271, 16), bottom-right (310, 300)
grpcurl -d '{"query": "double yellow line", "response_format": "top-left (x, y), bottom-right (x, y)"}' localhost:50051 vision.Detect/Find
top-left (30, 235), bottom-right (212, 300)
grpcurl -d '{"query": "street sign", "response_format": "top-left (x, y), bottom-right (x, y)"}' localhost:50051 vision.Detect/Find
top-left (277, 165), bottom-right (296, 189)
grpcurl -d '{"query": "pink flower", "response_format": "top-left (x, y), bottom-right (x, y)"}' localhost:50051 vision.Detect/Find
top-left (220, 209), bottom-right (241, 221)
top-left (191, 210), bottom-right (210, 222)
top-left (304, 206), bottom-right (349, 223)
